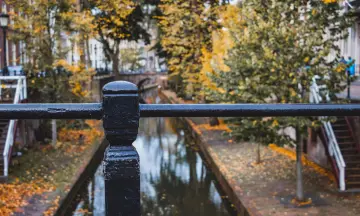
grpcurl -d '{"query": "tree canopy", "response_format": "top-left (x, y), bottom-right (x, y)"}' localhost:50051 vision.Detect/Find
top-left (201, 0), bottom-right (353, 146)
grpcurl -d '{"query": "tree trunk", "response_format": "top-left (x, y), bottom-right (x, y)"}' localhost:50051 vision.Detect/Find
top-left (256, 142), bottom-right (261, 164)
top-left (85, 36), bottom-right (92, 68)
top-left (52, 119), bottom-right (57, 146)
top-left (296, 128), bottom-right (304, 201)
top-left (79, 35), bottom-right (86, 65)
top-left (112, 55), bottom-right (121, 80)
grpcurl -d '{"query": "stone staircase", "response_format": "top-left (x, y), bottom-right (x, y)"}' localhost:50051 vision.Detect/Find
top-left (332, 116), bottom-right (360, 190)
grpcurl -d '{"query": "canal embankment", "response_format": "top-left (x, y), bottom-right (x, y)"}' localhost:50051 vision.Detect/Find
top-left (0, 120), bottom-right (104, 216)
top-left (159, 89), bottom-right (360, 216)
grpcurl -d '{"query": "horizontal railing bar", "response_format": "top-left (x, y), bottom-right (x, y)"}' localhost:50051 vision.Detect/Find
top-left (0, 76), bottom-right (26, 80)
top-left (0, 103), bottom-right (102, 119)
top-left (0, 103), bottom-right (360, 119)
top-left (140, 104), bottom-right (360, 117)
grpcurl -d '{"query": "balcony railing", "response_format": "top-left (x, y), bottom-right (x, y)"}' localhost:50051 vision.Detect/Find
top-left (1, 81), bottom-right (360, 215)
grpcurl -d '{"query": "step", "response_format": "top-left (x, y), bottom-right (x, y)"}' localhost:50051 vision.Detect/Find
top-left (346, 161), bottom-right (360, 167)
top-left (347, 174), bottom-right (360, 181)
top-left (346, 182), bottom-right (360, 189)
top-left (347, 174), bottom-right (360, 178)
top-left (334, 129), bottom-right (351, 132)
top-left (337, 137), bottom-right (354, 142)
top-left (337, 135), bottom-right (353, 139)
top-left (343, 155), bottom-right (360, 160)
top-left (346, 168), bottom-right (360, 174)
top-left (334, 132), bottom-right (352, 136)
top-left (339, 142), bottom-right (356, 146)
top-left (338, 141), bottom-right (356, 144)
top-left (341, 149), bottom-right (359, 155)
top-left (347, 181), bottom-right (360, 185)
top-left (333, 123), bottom-right (347, 126)
top-left (339, 144), bottom-right (356, 149)
top-left (332, 126), bottom-right (348, 130)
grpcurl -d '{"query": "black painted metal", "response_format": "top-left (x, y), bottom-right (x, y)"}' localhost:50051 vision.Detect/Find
top-left (348, 70), bottom-right (351, 99)
top-left (1, 103), bottom-right (360, 119)
top-left (102, 81), bottom-right (140, 216)
top-left (0, 104), bottom-right (102, 119)
top-left (140, 104), bottom-right (360, 117)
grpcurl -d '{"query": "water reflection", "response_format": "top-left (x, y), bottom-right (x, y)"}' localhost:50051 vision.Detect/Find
top-left (72, 94), bottom-right (234, 216)
top-left (138, 117), bottom-right (231, 216)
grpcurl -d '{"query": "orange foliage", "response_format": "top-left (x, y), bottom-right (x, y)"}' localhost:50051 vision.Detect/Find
top-left (269, 144), bottom-right (336, 182)
top-left (43, 196), bottom-right (60, 216)
top-left (0, 179), bottom-right (53, 215)
top-left (58, 120), bottom-right (104, 149)
top-left (0, 122), bottom-right (103, 215)
top-left (291, 198), bottom-right (312, 206)
top-left (197, 123), bottom-right (232, 133)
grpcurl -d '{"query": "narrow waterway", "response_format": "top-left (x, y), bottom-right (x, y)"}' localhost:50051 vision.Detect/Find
top-left (71, 91), bottom-right (236, 216)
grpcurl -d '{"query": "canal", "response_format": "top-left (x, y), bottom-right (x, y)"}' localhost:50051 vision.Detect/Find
top-left (70, 90), bottom-right (236, 216)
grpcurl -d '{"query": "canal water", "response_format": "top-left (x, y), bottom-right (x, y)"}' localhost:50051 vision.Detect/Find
top-left (71, 91), bottom-right (236, 216)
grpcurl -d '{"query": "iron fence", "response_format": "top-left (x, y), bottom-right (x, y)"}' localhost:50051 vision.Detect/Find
top-left (1, 81), bottom-right (360, 215)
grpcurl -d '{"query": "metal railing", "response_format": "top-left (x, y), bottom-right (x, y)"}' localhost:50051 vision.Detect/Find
top-left (1, 81), bottom-right (360, 214)
top-left (2, 76), bottom-right (27, 176)
top-left (310, 76), bottom-right (346, 191)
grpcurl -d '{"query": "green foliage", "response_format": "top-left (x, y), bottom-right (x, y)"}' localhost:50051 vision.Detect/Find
top-left (206, 0), bottom-right (353, 146)
top-left (158, 0), bottom-right (225, 97)
top-left (119, 48), bottom-right (145, 71)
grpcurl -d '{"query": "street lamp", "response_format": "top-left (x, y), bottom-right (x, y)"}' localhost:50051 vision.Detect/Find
top-left (0, 13), bottom-right (9, 75)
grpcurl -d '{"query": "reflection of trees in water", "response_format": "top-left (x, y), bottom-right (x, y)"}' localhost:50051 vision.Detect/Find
top-left (72, 92), bottom-right (231, 215)
top-left (72, 176), bottom-right (97, 215)
top-left (140, 117), bottom-right (229, 216)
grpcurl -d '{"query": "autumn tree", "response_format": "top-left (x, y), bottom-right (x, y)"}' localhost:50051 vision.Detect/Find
top-left (8, 0), bottom-right (95, 145)
top-left (158, 0), bottom-right (228, 98)
top-left (202, 1), bottom-right (352, 201)
top-left (82, 0), bottom-right (153, 80)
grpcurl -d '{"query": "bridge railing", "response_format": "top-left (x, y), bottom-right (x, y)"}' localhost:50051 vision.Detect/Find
top-left (1, 81), bottom-right (360, 215)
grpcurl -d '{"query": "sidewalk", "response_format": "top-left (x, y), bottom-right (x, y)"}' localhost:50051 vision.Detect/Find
top-left (338, 77), bottom-right (360, 100)
top-left (160, 89), bottom-right (360, 216)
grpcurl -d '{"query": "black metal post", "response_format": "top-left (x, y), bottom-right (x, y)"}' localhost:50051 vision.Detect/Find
top-left (348, 70), bottom-right (351, 99)
top-left (3, 27), bottom-right (7, 73)
top-left (103, 81), bottom-right (140, 216)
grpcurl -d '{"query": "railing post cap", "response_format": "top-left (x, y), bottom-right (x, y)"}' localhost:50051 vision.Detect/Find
top-left (103, 81), bottom-right (138, 94)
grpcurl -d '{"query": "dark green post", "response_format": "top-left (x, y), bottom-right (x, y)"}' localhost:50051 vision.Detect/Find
top-left (102, 81), bottom-right (140, 216)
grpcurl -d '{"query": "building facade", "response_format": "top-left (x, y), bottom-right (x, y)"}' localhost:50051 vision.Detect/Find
top-left (0, 0), bottom-right (21, 70)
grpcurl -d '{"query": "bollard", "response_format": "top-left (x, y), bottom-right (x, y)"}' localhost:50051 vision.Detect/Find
top-left (102, 81), bottom-right (140, 216)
